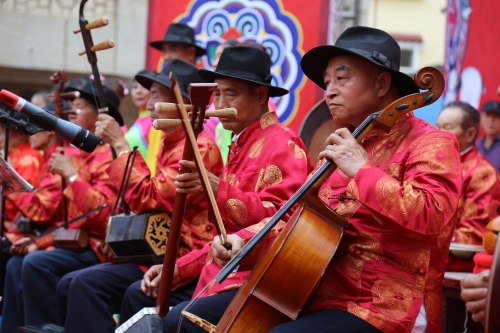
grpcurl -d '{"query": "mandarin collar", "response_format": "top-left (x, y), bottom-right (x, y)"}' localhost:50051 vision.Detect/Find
top-left (460, 145), bottom-right (477, 162)
top-left (162, 125), bottom-right (186, 147)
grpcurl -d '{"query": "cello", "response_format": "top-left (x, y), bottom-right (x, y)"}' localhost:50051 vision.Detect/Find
top-left (183, 66), bottom-right (445, 332)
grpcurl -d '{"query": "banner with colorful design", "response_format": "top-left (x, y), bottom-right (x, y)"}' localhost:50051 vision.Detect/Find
top-left (443, 0), bottom-right (500, 111)
top-left (146, 0), bottom-right (331, 132)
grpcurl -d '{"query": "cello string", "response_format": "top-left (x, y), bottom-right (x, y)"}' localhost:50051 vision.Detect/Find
top-left (177, 280), bottom-right (214, 333)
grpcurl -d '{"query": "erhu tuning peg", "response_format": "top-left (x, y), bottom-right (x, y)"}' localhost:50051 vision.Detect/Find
top-left (79, 39), bottom-right (115, 56)
top-left (74, 17), bottom-right (109, 34)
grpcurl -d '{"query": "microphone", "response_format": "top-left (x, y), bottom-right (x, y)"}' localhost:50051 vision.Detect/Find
top-left (0, 90), bottom-right (103, 153)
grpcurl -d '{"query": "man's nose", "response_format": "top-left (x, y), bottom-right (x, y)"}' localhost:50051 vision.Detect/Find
top-left (326, 85), bottom-right (338, 100)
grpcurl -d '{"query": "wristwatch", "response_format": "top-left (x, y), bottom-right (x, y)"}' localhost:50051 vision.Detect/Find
top-left (118, 150), bottom-right (130, 158)
top-left (68, 174), bottom-right (78, 183)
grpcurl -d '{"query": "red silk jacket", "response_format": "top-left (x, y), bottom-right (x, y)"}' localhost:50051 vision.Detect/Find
top-left (8, 143), bottom-right (116, 258)
top-left (5, 142), bottom-right (44, 222)
top-left (452, 146), bottom-right (500, 245)
top-left (308, 113), bottom-right (462, 333)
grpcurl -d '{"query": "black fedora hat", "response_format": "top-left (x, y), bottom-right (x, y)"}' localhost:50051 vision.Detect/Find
top-left (149, 23), bottom-right (206, 57)
top-left (64, 81), bottom-right (124, 126)
top-left (301, 26), bottom-right (418, 97)
top-left (135, 59), bottom-right (205, 99)
top-left (42, 99), bottom-right (72, 113)
top-left (199, 46), bottom-right (289, 97)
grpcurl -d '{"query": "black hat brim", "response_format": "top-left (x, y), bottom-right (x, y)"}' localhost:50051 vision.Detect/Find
top-left (75, 88), bottom-right (124, 126)
top-left (149, 40), bottom-right (206, 57)
top-left (198, 69), bottom-right (289, 97)
top-left (301, 45), bottom-right (419, 97)
top-left (134, 73), bottom-right (190, 99)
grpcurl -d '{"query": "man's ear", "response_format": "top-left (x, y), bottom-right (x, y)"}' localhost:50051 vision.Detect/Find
top-left (465, 126), bottom-right (478, 145)
top-left (376, 71), bottom-right (392, 98)
top-left (255, 85), bottom-right (268, 105)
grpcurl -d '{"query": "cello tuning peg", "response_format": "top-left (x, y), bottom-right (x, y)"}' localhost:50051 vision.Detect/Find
top-left (73, 17), bottom-right (109, 34)
top-left (78, 39), bottom-right (115, 56)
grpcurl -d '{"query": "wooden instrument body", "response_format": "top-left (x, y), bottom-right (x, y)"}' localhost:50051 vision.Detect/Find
top-left (485, 232), bottom-right (500, 332)
top-left (106, 212), bottom-right (171, 264)
top-left (53, 228), bottom-right (89, 252)
top-left (216, 194), bottom-right (346, 332)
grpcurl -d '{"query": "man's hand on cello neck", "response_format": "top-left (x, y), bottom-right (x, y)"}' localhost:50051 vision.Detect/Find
top-left (318, 127), bottom-right (369, 178)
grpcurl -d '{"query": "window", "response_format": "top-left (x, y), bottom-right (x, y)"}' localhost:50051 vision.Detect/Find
top-left (390, 34), bottom-right (423, 75)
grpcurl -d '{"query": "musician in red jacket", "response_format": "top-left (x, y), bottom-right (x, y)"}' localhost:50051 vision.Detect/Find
top-left (0, 83), bottom-right (121, 333)
top-left (155, 46), bottom-right (313, 332)
top-left (0, 111), bottom-right (44, 223)
top-left (163, 27), bottom-right (462, 333)
top-left (437, 101), bottom-right (500, 246)
top-left (55, 59), bottom-right (224, 333)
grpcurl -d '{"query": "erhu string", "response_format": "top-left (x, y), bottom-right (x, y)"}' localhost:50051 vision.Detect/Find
top-left (75, 35), bottom-right (101, 110)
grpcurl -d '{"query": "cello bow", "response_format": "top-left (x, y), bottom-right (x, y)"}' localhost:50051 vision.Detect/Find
top-left (156, 76), bottom-right (225, 317)
top-left (182, 67), bottom-right (445, 333)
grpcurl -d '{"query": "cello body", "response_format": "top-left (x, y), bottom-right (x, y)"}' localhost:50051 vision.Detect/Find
top-left (216, 193), bottom-right (346, 332)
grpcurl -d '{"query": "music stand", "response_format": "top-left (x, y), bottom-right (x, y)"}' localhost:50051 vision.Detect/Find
top-left (0, 156), bottom-right (36, 251)
top-left (0, 157), bottom-right (36, 195)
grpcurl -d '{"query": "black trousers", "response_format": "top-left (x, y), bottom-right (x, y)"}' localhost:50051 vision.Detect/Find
top-left (57, 262), bottom-right (198, 333)
top-left (164, 291), bottom-right (382, 333)
top-left (119, 278), bottom-right (198, 325)
top-left (0, 248), bottom-right (99, 333)
top-left (270, 309), bottom-right (382, 333)
top-left (163, 290), bottom-right (238, 333)
top-left (57, 263), bottom-right (145, 333)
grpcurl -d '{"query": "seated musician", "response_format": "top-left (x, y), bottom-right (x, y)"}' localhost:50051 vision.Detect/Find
top-left (437, 101), bottom-right (500, 245)
top-left (132, 46), bottom-right (313, 331)
top-left (2, 101), bottom-right (72, 246)
top-left (163, 27), bottom-right (463, 333)
top-left (0, 82), bottom-right (121, 333)
top-left (54, 59), bottom-right (223, 333)
top-left (147, 23), bottom-right (206, 175)
top-left (0, 110), bottom-right (44, 223)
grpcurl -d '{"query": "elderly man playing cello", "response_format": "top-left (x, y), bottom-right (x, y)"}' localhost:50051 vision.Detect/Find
top-left (163, 27), bottom-right (463, 333)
